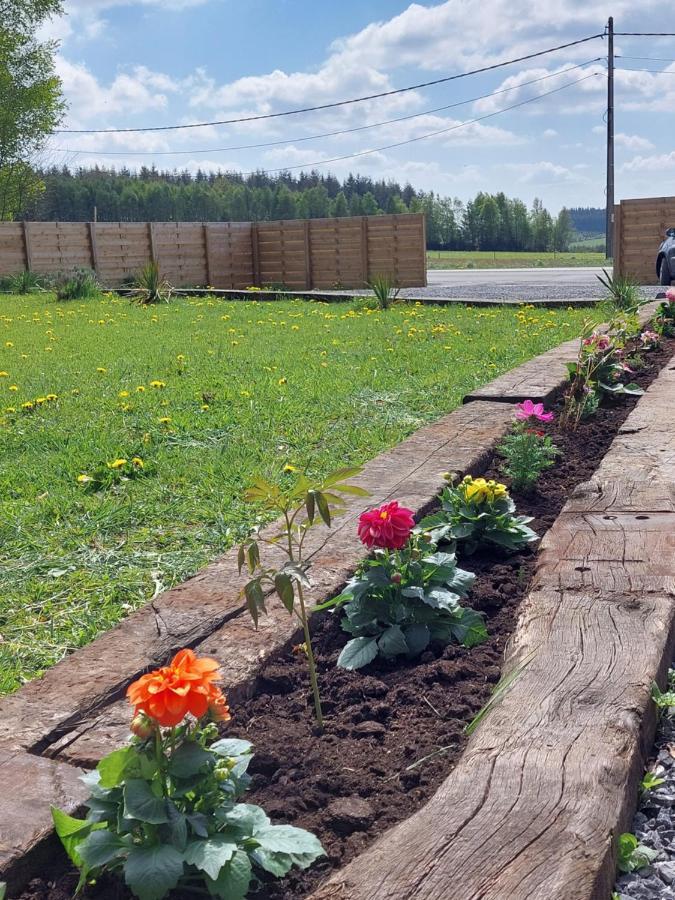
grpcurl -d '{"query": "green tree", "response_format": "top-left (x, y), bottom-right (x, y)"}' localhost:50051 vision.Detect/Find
top-left (553, 207), bottom-right (574, 252)
top-left (0, 0), bottom-right (65, 219)
top-left (330, 190), bottom-right (349, 217)
top-left (360, 192), bottom-right (379, 216)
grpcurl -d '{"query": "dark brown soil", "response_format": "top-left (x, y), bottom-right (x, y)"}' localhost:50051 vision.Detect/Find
top-left (17, 337), bottom-right (675, 900)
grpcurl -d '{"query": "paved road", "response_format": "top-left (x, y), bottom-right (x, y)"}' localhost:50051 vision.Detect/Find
top-left (397, 266), bottom-right (660, 302)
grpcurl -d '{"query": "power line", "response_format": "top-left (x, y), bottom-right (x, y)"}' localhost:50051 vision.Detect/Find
top-left (615, 66), bottom-right (675, 75)
top-left (225, 72), bottom-right (600, 178)
top-left (616, 55), bottom-right (675, 62)
top-left (52, 60), bottom-right (603, 157)
top-left (54, 33), bottom-right (604, 135)
top-left (614, 31), bottom-right (675, 36)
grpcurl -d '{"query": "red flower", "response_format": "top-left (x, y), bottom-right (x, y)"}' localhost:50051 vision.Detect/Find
top-left (357, 501), bottom-right (415, 550)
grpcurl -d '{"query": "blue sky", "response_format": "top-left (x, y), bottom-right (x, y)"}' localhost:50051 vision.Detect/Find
top-left (43, 0), bottom-right (675, 212)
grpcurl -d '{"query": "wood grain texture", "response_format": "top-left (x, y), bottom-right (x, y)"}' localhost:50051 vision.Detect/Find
top-left (614, 195), bottom-right (675, 280)
top-left (308, 355), bottom-right (675, 900)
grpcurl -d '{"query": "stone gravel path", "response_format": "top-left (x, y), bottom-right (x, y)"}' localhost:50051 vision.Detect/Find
top-left (615, 696), bottom-right (675, 900)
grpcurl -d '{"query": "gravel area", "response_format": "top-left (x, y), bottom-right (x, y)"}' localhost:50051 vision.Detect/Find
top-left (395, 284), bottom-right (662, 302)
top-left (615, 689), bottom-right (675, 900)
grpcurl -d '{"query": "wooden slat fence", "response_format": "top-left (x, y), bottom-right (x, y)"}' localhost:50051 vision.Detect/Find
top-left (613, 195), bottom-right (675, 282)
top-left (0, 214), bottom-right (426, 290)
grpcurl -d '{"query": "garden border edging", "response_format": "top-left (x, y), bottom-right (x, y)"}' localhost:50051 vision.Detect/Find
top-left (0, 303), bottom-right (659, 893)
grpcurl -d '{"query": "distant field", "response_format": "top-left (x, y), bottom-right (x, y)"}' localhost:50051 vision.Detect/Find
top-left (426, 250), bottom-right (609, 269)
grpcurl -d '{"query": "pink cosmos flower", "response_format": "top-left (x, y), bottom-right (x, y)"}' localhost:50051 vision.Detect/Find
top-left (666, 288), bottom-right (675, 303)
top-left (515, 399), bottom-right (554, 423)
top-left (357, 501), bottom-right (415, 550)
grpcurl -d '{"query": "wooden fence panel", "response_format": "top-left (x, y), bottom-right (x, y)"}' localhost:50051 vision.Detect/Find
top-left (614, 196), bottom-right (675, 282)
top-left (0, 224), bottom-right (27, 274)
top-left (23, 222), bottom-right (92, 275)
top-left (95, 223), bottom-right (152, 285)
top-left (0, 214), bottom-right (427, 290)
top-left (205, 222), bottom-right (253, 289)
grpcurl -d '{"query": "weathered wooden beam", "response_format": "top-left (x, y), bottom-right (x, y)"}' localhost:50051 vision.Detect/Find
top-left (309, 359), bottom-right (675, 900)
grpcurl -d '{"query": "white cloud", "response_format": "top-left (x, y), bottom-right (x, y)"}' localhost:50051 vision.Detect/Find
top-left (621, 151), bottom-right (675, 172)
top-left (543, 128), bottom-right (557, 137)
top-left (615, 132), bottom-right (654, 151)
top-left (503, 160), bottom-right (585, 183)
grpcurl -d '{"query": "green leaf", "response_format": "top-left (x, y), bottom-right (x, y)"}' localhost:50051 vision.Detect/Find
top-left (123, 845), bottom-right (184, 900)
top-left (244, 578), bottom-right (266, 627)
top-left (274, 573), bottom-right (295, 613)
top-left (305, 490), bottom-right (316, 524)
top-left (246, 541), bottom-right (260, 574)
top-left (168, 741), bottom-right (213, 779)
top-left (251, 849), bottom-right (294, 877)
top-left (97, 746), bottom-right (137, 789)
top-left (451, 609), bottom-right (488, 648)
top-left (377, 624), bottom-right (408, 658)
top-left (211, 738), bottom-right (253, 758)
top-left (51, 807), bottom-right (93, 868)
top-left (0, 881), bottom-right (6, 900)
top-left (237, 543), bottom-right (246, 575)
top-left (184, 837), bottom-right (238, 881)
top-left (123, 779), bottom-right (169, 824)
top-left (402, 624), bottom-right (430, 657)
top-left (321, 466), bottom-right (363, 487)
top-left (331, 483), bottom-right (370, 497)
top-left (204, 850), bottom-right (252, 900)
top-left (314, 491), bottom-right (331, 526)
top-left (219, 802), bottom-right (270, 835)
top-left (167, 802), bottom-right (188, 851)
top-left (337, 636), bottom-right (379, 670)
top-left (77, 829), bottom-right (126, 870)
top-left (253, 825), bottom-right (325, 857)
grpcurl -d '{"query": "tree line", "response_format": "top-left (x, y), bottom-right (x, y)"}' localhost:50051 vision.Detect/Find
top-left (19, 166), bottom-right (583, 252)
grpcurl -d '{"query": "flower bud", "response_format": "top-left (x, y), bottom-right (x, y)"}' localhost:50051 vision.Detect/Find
top-left (390, 572), bottom-right (402, 585)
top-left (130, 713), bottom-right (156, 739)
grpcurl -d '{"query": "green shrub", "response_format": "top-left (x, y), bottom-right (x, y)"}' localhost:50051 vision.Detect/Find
top-left (368, 273), bottom-right (399, 310)
top-left (596, 268), bottom-right (641, 311)
top-left (131, 261), bottom-right (173, 305)
top-left (7, 270), bottom-right (43, 294)
top-left (54, 268), bottom-right (101, 301)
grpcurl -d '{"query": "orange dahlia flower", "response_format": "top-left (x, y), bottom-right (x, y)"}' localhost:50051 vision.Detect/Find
top-left (127, 648), bottom-right (229, 727)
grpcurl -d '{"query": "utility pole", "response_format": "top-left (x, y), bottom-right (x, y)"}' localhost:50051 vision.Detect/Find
top-left (606, 16), bottom-right (614, 261)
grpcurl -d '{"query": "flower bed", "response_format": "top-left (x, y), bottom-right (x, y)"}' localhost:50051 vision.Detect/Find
top-left (15, 323), bottom-right (675, 900)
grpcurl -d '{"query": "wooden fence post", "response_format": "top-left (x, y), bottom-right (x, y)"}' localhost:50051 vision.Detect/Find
top-left (203, 223), bottom-right (212, 287)
top-left (303, 220), bottom-right (312, 290)
top-left (360, 216), bottom-right (368, 287)
top-left (251, 222), bottom-right (261, 287)
top-left (148, 222), bottom-right (156, 264)
top-left (22, 222), bottom-right (33, 272)
top-left (421, 212), bottom-right (428, 286)
top-left (88, 222), bottom-right (100, 275)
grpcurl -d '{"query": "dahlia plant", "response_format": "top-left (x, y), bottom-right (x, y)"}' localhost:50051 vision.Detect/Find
top-left (52, 649), bottom-right (324, 900)
top-left (239, 466), bottom-right (369, 727)
top-left (656, 288), bottom-right (675, 336)
top-left (319, 501), bottom-right (484, 669)
top-left (561, 323), bottom-right (643, 429)
top-left (420, 475), bottom-right (538, 554)
top-left (497, 400), bottom-right (559, 494)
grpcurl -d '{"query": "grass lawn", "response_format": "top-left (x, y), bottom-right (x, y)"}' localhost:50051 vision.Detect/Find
top-left (0, 292), bottom-right (599, 694)
top-left (426, 250), bottom-right (610, 269)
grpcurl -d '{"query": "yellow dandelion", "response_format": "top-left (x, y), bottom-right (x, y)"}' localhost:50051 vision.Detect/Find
top-left (201, 404), bottom-right (209, 411)
top-left (278, 377), bottom-right (287, 385)
top-left (136, 385), bottom-right (146, 393)
top-left (4, 406), bottom-right (15, 414)
top-left (283, 464), bottom-right (298, 473)
top-left (131, 457), bottom-right (144, 468)
top-left (46, 394), bottom-right (58, 402)
top-left (5, 342), bottom-right (13, 348)
top-left (77, 474), bottom-right (92, 484)
top-left (9, 385), bottom-right (18, 392)
top-left (176, 354), bottom-right (186, 362)
top-left (96, 367), bottom-right (107, 374)
top-left (109, 458), bottom-right (127, 469)
top-left (0, 372), bottom-right (8, 377)
top-left (21, 401), bottom-right (34, 411)
top-left (158, 416), bottom-right (172, 425)
top-left (149, 380), bottom-right (166, 389)
top-left (35, 397), bottom-right (46, 406)
top-left (119, 390), bottom-right (130, 398)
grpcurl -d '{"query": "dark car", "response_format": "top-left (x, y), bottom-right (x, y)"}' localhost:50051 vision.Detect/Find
top-left (657, 227), bottom-right (675, 285)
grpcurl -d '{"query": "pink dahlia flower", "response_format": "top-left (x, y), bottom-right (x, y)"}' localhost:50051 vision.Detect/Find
top-left (357, 501), bottom-right (415, 550)
top-left (515, 399), bottom-right (554, 423)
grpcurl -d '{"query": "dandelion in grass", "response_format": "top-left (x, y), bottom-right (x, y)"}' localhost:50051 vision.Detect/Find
top-left (149, 380), bottom-right (166, 389)
top-left (96, 367), bottom-right (106, 373)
